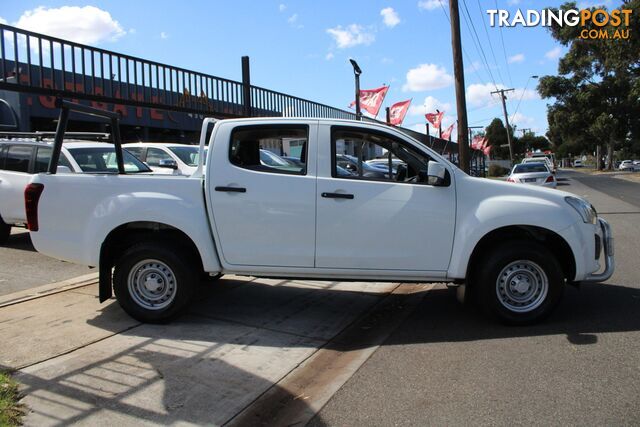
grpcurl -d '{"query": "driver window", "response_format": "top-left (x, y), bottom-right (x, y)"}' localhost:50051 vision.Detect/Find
top-left (331, 128), bottom-right (431, 183)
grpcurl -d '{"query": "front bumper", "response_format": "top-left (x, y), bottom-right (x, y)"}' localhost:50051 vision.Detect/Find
top-left (580, 218), bottom-right (614, 283)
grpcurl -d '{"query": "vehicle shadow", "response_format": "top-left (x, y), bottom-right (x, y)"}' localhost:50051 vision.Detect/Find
top-left (88, 276), bottom-right (640, 350)
top-left (2, 231), bottom-right (37, 253)
top-left (15, 277), bottom-right (640, 425)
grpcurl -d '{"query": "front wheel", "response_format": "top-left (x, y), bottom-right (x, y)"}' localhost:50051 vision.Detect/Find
top-left (476, 242), bottom-right (564, 325)
top-left (113, 242), bottom-right (198, 323)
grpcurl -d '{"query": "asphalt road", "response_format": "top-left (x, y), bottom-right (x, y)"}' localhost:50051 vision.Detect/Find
top-left (0, 228), bottom-right (90, 296)
top-left (312, 170), bottom-right (640, 426)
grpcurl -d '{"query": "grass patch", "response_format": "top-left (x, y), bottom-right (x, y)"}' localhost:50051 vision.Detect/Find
top-left (0, 371), bottom-right (24, 426)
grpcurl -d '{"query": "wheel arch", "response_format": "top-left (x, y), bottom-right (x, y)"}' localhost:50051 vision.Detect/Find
top-left (465, 225), bottom-right (576, 286)
top-left (99, 221), bottom-right (205, 302)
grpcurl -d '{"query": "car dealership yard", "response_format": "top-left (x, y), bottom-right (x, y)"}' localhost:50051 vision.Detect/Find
top-left (0, 170), bottom-right (639, 426)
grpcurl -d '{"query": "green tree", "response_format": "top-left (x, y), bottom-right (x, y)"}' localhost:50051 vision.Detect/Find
top-left (484, 118), bottom-right (514, 159)
top-left (537, 0), bottom-right (640, 169)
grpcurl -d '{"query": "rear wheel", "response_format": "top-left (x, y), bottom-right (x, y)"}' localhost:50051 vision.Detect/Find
top-left (0, 216), bottom-right (11, 245)
top-left (113, 242), bottom-right (198, 323)
top-left (475, 241), bottom-right (564, 325)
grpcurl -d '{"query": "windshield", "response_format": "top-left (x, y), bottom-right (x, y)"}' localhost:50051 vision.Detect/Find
top-left (168, 146), bottom-right (207, 166)
top-left (67, 147), bottom-right (151, 173)
top-left (513, 163), bottom-right (549, 174)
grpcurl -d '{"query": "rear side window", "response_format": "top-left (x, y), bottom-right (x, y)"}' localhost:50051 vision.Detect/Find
top-left (32, 147), bottom-right (74, 173)
top-left (230, 126), bottom-right (308, 175)
top-left (4, 145), bottom-right (34, 173)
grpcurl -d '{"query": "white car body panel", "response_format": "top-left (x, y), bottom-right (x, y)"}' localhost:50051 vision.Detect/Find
top-left (0, 170), bottom-right (32, 224)
top-left (28, 117), bottom-right (605, 285)
top-left (123, 143), bottom-right (199, 176)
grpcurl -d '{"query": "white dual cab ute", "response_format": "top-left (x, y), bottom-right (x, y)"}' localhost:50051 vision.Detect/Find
top-left (26, 102), bottom-right (614, 325)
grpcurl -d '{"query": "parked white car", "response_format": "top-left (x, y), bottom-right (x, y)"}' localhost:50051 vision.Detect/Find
top-left (124, 143), bottom-right (206, 176)
top-left (619, 160), bottom-right (637, 171)
top-left (0, 136), bottom-right (151, 243)
top-left (522, 156), bottom-right (555, 173)
top-left (573, 159), bottom-right (583, 168)
top-left (507, 162), bottom-right (557, 188)
top-left (28, 116), bottom-right (614, 326)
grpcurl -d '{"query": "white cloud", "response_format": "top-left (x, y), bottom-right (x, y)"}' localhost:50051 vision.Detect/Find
top-left (408, 96), bottom-right (452, 116)
top-left (380, 7), bottom-right (400, 28)
top-left (466, 83), bottom-right (503, 108)
top-left (279, 4), bottom-right (287, 12)
top-left (511, 112), bottom-right (535, 127)
top-left (466, 83), bottom-right (539, 108)
top-left (14, 6), bottom-right (125, 44)
top-left (545, 46), bottom-right (562, 60)
top-left (402, 63), bottom-right (454, 92)
top-left (160, 32), bottom-right (168, 39)
top-left (325, 52), bottom-right (335, 60)
top-left (508, 53), bottom-right (525, 63)
top-left (507, 0), bottom-right (521, 5)
top-left (465, 61), bottom-right (483, 74)
top-left (288, 13), bottom-right (298, 23)
top-left (327, 24), bottom-right (375, 49)
top-left (418, 0), bottom-right (446, 11)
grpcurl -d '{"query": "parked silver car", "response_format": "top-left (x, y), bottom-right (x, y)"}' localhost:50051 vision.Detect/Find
top-left (507, 162), bottom-right (557, 188)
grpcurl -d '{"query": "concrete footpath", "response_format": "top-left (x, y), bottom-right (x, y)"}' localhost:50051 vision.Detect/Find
top-left (0, 273), bottom-right (431, 426)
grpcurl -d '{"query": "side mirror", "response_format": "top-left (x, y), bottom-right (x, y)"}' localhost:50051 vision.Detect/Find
top-left (56, 165), bottom-right (73, 174)
top-left (423, 161), bottom-right (446, 186)
top-left (158, 159), bottom-right (178, 170)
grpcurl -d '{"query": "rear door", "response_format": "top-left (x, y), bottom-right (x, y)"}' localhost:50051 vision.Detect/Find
top-left (0, 144), bottom-right (35, 223)
top-left (208, 121), bottom-right (317, 268)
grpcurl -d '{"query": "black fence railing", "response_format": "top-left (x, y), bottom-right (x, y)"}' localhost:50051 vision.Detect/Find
top-left (0, 23), bottom-right (361, 121)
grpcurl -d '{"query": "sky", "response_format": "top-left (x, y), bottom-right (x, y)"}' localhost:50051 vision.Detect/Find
top-left (0, 0), bottom-right (622, 141)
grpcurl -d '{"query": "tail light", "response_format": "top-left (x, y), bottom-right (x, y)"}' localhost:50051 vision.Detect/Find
top-left (25, 183), bottom-right (44, 231)
top-left (545, 175), bottom-right (555, 183)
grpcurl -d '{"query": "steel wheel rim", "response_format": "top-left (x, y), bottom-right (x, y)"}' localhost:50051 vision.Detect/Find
top-left (496, 260), bottom-right (548, 313)
top-left (127, 259), bottom-right (177, 310)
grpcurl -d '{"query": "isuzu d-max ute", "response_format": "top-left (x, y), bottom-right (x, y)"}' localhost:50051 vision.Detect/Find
top-left (25, 106), bottom-right (614, 325)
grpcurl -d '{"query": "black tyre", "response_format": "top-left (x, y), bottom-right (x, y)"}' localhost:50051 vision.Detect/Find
top-left (201, 272), bottom-right (223, 284)
top-left (475, 241), bottom-right (564, 325)
top-left (0, 216), bottom-right (11, 245)
top-left (113, 242), bottom-right (198, 323)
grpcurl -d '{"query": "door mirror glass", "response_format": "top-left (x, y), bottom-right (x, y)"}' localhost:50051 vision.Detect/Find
top-left (158, 159), bottom-right (178, 170)
top-left (426, 161), bottom-right (446, 186)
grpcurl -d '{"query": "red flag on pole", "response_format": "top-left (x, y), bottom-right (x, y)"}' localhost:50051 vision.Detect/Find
top-left (483, 144), bottom-right (492, 156)
top-left (350, 86), bottom-right (389, 116)
top-left (442, 122), bottom-right (455, 141)
top-left (471, 135), bottom-right (486, 150)
top-left (425, 111), bottom-right (444, 129)
top-left (388, 99), bottom-right (411, 125)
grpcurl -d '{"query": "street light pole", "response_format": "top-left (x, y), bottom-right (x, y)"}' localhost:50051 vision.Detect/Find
top-left (349, 59), bottom-right (362, 121)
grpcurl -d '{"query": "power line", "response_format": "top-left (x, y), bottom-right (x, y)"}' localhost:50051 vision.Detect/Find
top-left (459, 0), bottom-right (500, 90)
top-left (475, 0), bottom-right (506, 86)
top-left (436, 0), bottom-right (493, 87)
top-left (495, 0), bottom-right (514, 87)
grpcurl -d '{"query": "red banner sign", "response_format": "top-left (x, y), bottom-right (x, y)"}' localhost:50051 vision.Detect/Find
top-left (388, 99), bottom-right (411, 125)
top-left (350, 86), bottom-right (389, 116)
top-left (425, 111), bottom-right (444, 129)
top-left (442, 122), bottom-right (455, 141)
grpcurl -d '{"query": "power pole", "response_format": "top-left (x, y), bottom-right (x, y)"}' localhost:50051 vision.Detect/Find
top-left (448, 0), bottom-right (470, 173)
top-left (491, 88), bottom-right (515, 165)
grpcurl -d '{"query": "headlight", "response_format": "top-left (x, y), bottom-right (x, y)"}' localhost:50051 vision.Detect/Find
top-left (565, 196), bottom-right (597, 224)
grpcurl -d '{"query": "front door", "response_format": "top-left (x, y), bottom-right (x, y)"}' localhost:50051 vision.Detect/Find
top-left (209, 122), bottom-right (317, 268)
top-left (315, 125), bottom-right (456, 272)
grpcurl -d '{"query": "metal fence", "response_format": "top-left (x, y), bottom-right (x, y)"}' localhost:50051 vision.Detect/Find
top-left (0, 23), bottom-right (361, 121)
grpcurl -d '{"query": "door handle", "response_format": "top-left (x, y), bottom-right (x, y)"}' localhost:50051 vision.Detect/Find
top-left (215, 186), bottom-right (246, 193)
top-left (321, 192), bottom-right (354, 199)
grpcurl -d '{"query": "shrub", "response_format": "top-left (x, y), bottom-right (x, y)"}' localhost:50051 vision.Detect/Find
top-left (488, 164), bottom-right (509, 177)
